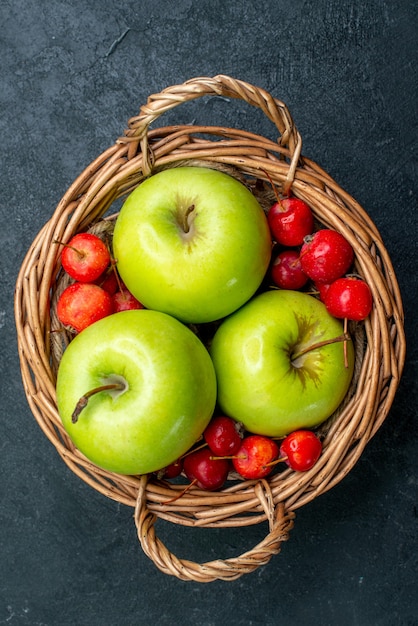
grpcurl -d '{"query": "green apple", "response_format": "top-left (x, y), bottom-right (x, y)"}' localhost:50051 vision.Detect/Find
top-left (210, 290), bottom-right (354, 436)
top-left (112, 166), bottom-right (272, 324)
top-left (56, 309), bottom-right (217, 475)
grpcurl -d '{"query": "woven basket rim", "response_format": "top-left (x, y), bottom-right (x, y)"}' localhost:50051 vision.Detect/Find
top-left (14, 75), bottom-right (406, 582)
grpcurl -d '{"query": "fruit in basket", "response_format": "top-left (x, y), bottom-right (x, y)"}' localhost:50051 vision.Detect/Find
top-left (323, 276), bottom-right (373, 321)
top-left (111, 285), bottom-right (144, 312)
top-left (112, 166), bottom-right (272, 324)
top-left (315, 281), bottom-right (331, 302)
top-left (300, 229), bottom-right (354, 284)
top-left (157, 458), bottom-right (184, 480)
top-left (270, 249), bottom-right (309, 290)
top-left (58, 233), bottom-right (111, 282)
top-left (231, 434), bottom-right (279, 479)
top-left (94, 263), bottom-right (121, 296)
top-left (56, 309), bottom-right (217, 475)
top-left (95, 267), bottom-right (119, 295)
top-left (267, 197), bottom-right (314, 247)
top-left (56, 282), bottom-right (113, 333)
top-left (279, 430), bottom-right (322, 472)
top-left (183, 447), bottom-right (230, 491)
top-left (210, 289), bottom-right (354, 437)
top-left (204, 415), bottom-right (243, 456)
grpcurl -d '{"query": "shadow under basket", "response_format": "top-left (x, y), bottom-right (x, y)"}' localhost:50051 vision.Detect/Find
top-left (14, 75), bottom-right (406, 583)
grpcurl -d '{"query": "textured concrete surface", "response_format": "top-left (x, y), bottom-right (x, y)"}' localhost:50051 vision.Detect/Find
top-left (1, 1), bottom-right (417, 624)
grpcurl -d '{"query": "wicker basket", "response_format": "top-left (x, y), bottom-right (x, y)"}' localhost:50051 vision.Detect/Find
top-left (14, 75), bottom-right (406, 583)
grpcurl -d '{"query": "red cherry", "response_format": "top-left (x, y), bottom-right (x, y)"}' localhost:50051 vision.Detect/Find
top-left (324, 276), bottom-right (373, 321)
top-left (300, 229), bottom-right (354, 284)
top-left (315, 281), bottom-right (331, 302)
top-left (112, 287), bottom-right (144, 312)
top-left (267, 197), bottom-right (314, 247)
top-left (59, 233), bottom-right (111, 283)
top-left (204, 415), bottom-right (243, 456)
top-left (279, 430), bottom-right (322, 472)
top-left (183, 447), bottom-right (230, 491)
top-left (271, 249), bottom-right (309, 290)
top-left (232, 435), bottom-right (279, 480)
top-left (157, 458), bottom-right (184, 480)
top-left (56, 283), bottom-right (113, 333)
top-left (95, 269), bottom-right (119, 295)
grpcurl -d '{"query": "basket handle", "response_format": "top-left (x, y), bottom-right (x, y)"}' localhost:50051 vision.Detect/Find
top-left (134, 475), bottom-right (295, 582)
top-left (120, 74), bottom-right (302, 195)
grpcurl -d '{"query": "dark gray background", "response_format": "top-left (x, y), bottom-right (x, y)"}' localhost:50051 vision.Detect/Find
top-left (1, 1), bottom-right (417, 624)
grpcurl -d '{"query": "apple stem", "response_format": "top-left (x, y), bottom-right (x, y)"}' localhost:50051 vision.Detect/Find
top-left (71, 383), bottom-right (126, 423)
top-left (182, 204), bottom-right (195, 233)
top-left (53, 239), bottom-right (84, 259)
top-left (291, 333), bottom-right (351, 363)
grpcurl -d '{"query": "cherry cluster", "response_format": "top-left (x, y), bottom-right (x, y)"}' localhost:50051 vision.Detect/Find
top-left (157, 415), bottom-right (323, 491)
top-left (267, 185), bottom-right (373, 322)
top-left (55, 233), bottom-right (143, 333)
